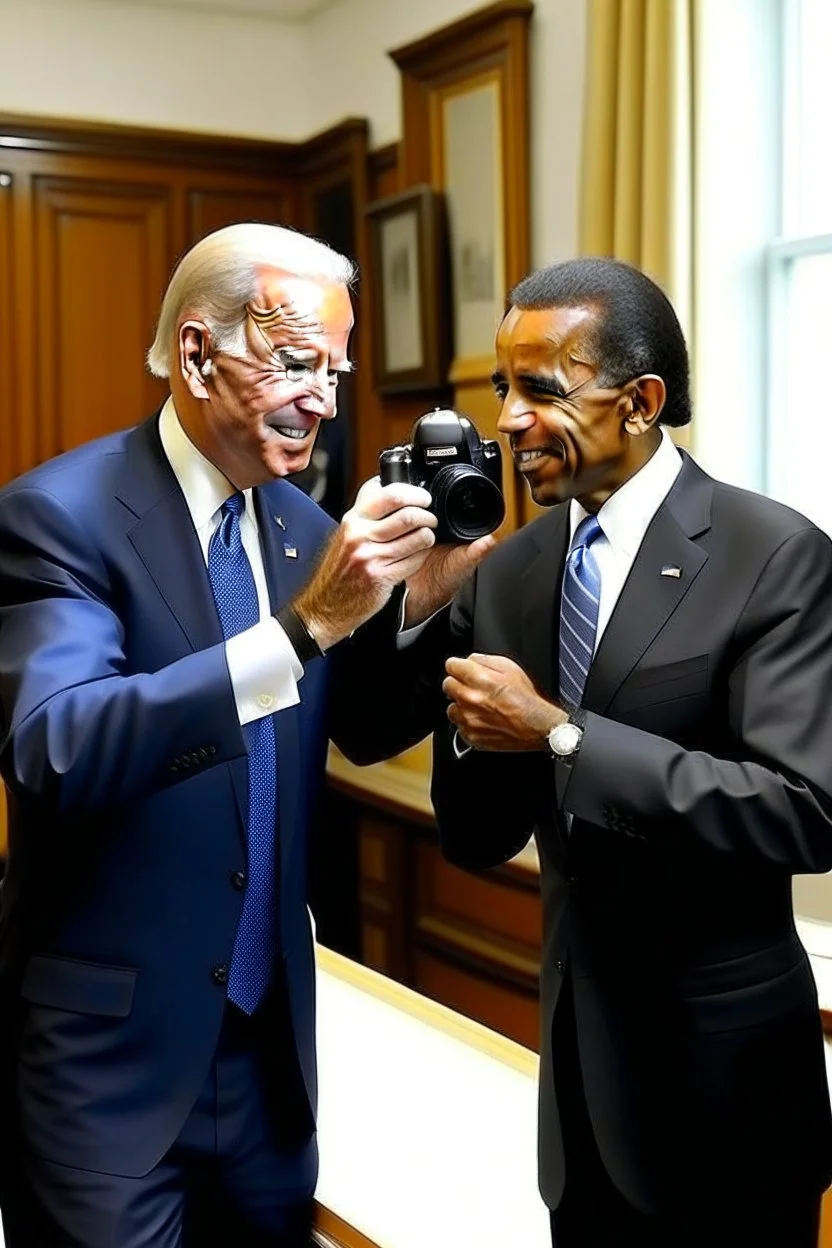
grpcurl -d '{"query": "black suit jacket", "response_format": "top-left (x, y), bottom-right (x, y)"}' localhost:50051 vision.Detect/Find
top-left (427, 453), bottom-right (832, 1214)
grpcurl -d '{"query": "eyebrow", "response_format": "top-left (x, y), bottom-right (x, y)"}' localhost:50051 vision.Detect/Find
top-left (491, 369), bottom-right (567, 396)
top-left (518, 372), bottom-right (567, 395)
top-left (276, 346), bottom-right (356, 374)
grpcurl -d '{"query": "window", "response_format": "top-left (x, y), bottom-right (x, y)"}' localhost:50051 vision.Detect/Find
top-left (764, 0), bottom-right (832, 533)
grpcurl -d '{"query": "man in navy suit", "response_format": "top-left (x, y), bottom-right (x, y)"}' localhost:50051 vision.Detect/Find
top-left (0, 222), bottom-right (490, 1247)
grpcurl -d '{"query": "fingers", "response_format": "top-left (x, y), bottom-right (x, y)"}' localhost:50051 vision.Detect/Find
top-left (368, 505), bottom-right (437, 544)
top-left (353, 477), bottom-right (433, 521)
top-left (445, 654), bottom-right (516, 687)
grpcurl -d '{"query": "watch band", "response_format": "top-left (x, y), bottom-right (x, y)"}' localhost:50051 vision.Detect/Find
top-left (274, 602), bottom-right (324, 665)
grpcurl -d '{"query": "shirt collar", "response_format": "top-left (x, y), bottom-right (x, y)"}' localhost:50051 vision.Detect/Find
top-left (158, 396), bottom-right (253, 530)
top-left (568, 427), bottom-right (683, 557)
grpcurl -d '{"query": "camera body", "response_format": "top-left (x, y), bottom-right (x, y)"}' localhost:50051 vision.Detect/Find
top-left (378, 408), bottom-right (505, 544)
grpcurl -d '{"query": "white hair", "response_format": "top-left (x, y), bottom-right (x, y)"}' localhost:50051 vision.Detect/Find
top-left (146, 222), bottom-right (356, 378)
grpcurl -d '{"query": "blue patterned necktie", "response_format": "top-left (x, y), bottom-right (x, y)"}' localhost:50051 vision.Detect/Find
top-left (207, 491), bottom-right (276, 1015)
top-left (559, 514), bottom-right (603, 705)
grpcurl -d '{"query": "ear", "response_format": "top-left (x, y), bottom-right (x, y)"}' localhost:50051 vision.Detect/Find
top-left (179, 321), bottom-right (214, 400)
top-left (623, 374), bottom-right (665, 435)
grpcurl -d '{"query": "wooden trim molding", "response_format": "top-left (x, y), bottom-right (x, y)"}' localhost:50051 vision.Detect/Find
top-left (389, 0), bottom-right (534, 73)
top-left (313, 1207), bottom-right (381, 1248)
top-left (0, 112), bottom-right (296, 174)
top-left (0, 112), bottom-right (370, 179)
top-left (367, 142), bottom-right (400, 181)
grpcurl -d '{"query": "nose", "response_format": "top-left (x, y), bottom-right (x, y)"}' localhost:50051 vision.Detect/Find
top-left (497, 390), bottom-right (536, 437)
top-left (297, 372), bottom-right (338, 421)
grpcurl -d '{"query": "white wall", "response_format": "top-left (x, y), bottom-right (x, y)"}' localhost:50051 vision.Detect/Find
top-left (0, 0), bottom-right (587, 264)
top-left (305, 0), bottom-right (588, 265)
top-left (0, 0), bottom-right (311, 140)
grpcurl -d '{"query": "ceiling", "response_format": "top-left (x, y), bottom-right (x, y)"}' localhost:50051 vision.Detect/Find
top-left (97, 0), bottom-right (339, 20)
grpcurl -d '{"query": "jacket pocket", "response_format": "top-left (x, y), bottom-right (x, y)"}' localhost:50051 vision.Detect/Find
top-left (616, 654), bottom-right (709, 711)
top-left (20, 954), bottom-right (137, 1018)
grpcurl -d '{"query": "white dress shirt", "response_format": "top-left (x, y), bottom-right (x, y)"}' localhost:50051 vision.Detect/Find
top-left (566, 427), bottom-right (683, 653)
top-left (158, 397), bottom-right (303, 727)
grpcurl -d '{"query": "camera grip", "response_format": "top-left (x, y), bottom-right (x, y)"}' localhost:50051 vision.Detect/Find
top-left (378, 447), bottom-right (412, 486)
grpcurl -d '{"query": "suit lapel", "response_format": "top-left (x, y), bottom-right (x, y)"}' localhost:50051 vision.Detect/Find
top-left (117, 417), bottom-right (223, 654)
top-left (519, 508), bottom-right (570, 864)
top-left (521, 507), bottom-right (570, 700)
top-left (116, 417), bottom-right (244, 826)
top-left (582, 453), bottom-right (713, 715)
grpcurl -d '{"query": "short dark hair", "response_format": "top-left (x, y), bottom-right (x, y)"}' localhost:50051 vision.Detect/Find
top-left (509, 257), bottom-right (692, 428)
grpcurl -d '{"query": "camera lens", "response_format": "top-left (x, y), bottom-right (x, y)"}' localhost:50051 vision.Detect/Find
top-left (432, 465), bottom-right (505, 542)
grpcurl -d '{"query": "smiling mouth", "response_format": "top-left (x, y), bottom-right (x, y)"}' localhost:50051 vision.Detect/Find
top-left (274, 426), bottom-right (311, 441)
top-left (264, 414), bottom-right (316, 441)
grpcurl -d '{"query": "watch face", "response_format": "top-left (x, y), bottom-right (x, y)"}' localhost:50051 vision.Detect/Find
top-left (550, 722), bottom-right (582, 756)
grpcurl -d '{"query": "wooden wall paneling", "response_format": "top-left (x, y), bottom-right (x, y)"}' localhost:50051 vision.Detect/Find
top-left (33, 171), bottom-right (172, 463)
top-left (416, 841), bottom-right (541, 949)
top-left (358, 813), bottom-right (411, 982)
top-left (0, 166), bottom-right (13, 484)
top-left (187, 187), bottom-right (297, 244)
top-left (367, 143), bottom-right (400, 202)
top-left (6, 152), bottom-right (37, 479)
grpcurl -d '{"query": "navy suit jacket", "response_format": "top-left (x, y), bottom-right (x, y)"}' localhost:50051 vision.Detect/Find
top-left (0, 414), bottom-right (404, 1178)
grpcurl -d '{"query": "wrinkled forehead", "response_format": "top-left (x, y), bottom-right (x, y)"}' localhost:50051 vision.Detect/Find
top-left (250, 268), bottom-right (354, 346)
top-left (496, 303), bottom-right (600, 374)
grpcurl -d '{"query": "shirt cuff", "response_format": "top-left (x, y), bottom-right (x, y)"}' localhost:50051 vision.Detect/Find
top-left (452, 729), bottom-right (473, 759)
top-left (225, 617), bottom-right (303, 726)
top-left (396, 589), bottom-right (451, 649)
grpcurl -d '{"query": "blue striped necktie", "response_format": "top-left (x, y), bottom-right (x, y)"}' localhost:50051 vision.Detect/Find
top-left (207, 491), bottom-right (277, 1015)
top-left (559, 514), bottom-right (603, 705)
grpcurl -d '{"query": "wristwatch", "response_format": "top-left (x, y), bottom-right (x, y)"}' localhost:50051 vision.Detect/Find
top-left (546, 712), bottom-right (585, 763)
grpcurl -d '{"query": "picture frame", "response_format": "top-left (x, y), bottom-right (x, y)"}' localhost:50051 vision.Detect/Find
top-left (365, 184), bottom-right (450, 395)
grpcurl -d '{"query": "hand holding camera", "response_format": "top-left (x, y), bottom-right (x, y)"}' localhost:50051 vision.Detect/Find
top-left (291, 409), bottom-right (503, 650)
top-left (291, 475), bottom-right (438, 652)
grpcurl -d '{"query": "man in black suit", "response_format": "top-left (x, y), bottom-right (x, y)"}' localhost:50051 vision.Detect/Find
top-left (428, 258), bottom-right (832, 1245)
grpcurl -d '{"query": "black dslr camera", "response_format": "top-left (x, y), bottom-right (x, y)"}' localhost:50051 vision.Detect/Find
top-left (378, 408), bottom-right (505, 544)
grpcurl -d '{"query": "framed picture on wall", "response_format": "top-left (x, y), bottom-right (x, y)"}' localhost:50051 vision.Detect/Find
top-left (365, 184), bottom-right (450, 395)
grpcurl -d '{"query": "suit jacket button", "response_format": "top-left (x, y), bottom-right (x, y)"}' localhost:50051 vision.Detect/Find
top-left (555, 959), bottom-right (566, 974)
top-left (211, 964), bottom-right (229, 986)
top-left (208, 745), bottom-right (217, 756)
top-left (230, 871), bottom-right (246, 891)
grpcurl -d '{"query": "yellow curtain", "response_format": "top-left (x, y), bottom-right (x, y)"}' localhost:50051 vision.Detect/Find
top-left (580, 0), bottom-right (693, 440)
